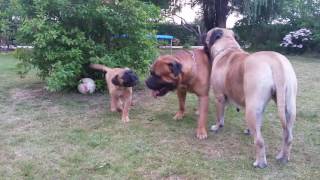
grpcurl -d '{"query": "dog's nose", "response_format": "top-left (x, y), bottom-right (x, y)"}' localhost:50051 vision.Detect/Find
top-left (132, 77), bottom-right (138, 85)
top-left (145, 79), bottom-right (151, 87)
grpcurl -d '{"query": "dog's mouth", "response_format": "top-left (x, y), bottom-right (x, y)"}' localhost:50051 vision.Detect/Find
top-left (145, 75), bottom-right (177, 98)
top-left (151, 87), bottom-right (170, 98)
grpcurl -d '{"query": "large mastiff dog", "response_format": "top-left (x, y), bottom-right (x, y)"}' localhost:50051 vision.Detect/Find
top-left (146, 49), bottom-right (211, 139)
top-left (203, 28), bottom-right (297, 168)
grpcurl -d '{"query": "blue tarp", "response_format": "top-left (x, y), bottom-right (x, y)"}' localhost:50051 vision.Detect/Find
top-left (113, 34), bottom-right (174, 40)
top-left (156, 35), bottom-right (174, 40)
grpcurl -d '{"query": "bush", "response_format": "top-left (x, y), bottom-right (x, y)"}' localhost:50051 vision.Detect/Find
top-left (292, 17), bottom-right (320, 53)
top-left (234, 23), bottom-right (292, 51)
top-left (234, 17), bottom-right (320, 55)
top-left (16, 0), bottom-right (160, 91)
top-left (280, 28), bottom-right (313, 54)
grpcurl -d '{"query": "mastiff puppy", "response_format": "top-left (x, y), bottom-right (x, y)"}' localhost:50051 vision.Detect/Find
top-left (146, 49), bottom-right (211, 139)
top-left (203, 28), bottom-right (297, 168)
top-left (90, 64), bottom-right (138, 123)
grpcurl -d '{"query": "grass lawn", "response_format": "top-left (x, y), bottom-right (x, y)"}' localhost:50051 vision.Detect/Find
top-left (0, 52), bottom-right (319, 179)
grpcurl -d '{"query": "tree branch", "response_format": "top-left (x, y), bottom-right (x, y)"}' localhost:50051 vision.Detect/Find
top-left (173, 14), bottom-right (202, 37)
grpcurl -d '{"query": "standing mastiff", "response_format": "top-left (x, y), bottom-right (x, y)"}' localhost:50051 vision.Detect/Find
top-left (145, 49), bottom-right (211, 139)
top-left (203, 28), bottom-right (297, 168)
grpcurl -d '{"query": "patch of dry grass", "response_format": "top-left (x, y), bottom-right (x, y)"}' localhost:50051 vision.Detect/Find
top-left (0, 53), bottom-right (319, 179)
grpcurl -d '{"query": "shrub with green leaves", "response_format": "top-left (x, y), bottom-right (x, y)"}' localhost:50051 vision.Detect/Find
top-left (16, 0), bottom-right (160, 91)
top-left (234, 16), bottom-right (320, 54)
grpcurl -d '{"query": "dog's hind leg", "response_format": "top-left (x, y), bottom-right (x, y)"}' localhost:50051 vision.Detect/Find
top-left (245, 85), bottom-right (271, 168)
top-left (276, 88), bottom-right (297, 164)
top-left (245, 100), bottom-right (268, 168)
top-left (196, 95), bottom-right (209, 140)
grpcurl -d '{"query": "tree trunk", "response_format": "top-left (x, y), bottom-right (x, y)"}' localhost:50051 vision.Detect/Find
top-left (215, 0), bottom-right (228, 28)
top-left (202, 0), bottom-right (216, 30)
top-left (202, 0), bottom-right (228, 30)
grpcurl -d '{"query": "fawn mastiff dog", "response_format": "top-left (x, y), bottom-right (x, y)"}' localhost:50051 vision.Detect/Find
top-left (145, 49), bottom-right (211, 139)
top-left (203, 28), bottom-right (297, 168)
top-left (90, 64), bottom-right (138, 123)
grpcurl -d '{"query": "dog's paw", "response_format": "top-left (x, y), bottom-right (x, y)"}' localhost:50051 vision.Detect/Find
top-left (196, 127), bottom-right (208, 140)
top-left (210, 124), bottom-right (223, 132)
top-left (276, 152), bottom-right (289, 164)
top-left (243, 128), bottom-right (251, 135)
top-left (116, 108), bottom-right (123, 113)
top-left (276, 157), bottom-right (289, 164)
top-left (173, 111), bottom-right (185, 120)
top-left (110, 108), bottom-right (117, 112)
top-left (122, 116), bottom-right (130, 123)
top-left (253, 160), bottom-right (268, 168)
top-left (195, 109), bottom-right (199, 116)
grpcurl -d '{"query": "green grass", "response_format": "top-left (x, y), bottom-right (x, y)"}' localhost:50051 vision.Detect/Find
top-left (0, 52), bottom-right (319, 179)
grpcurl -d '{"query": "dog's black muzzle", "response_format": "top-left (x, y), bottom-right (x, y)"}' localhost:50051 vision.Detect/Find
top-left (122, 70), bottom-right (139, 87)
top-left (145, 74), bottom-right (177, 97)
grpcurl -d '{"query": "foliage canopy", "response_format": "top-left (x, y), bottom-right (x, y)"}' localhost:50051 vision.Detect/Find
top-left (13, 0), bottom-right (160, 91)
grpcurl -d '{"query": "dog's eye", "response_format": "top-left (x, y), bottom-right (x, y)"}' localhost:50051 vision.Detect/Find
top-left (151, 71), bottom-right (158, 77)
top-left (150, 71), bottom-right (161, 79)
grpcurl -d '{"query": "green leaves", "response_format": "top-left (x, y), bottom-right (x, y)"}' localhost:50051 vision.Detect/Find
top-left (15, 0), bottom-right (160, 91)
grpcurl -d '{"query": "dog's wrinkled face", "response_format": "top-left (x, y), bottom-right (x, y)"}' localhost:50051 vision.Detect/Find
top-left (112, 69), bottom-right (139, 87)
top-left (145, 56), bottom-right (182, 97)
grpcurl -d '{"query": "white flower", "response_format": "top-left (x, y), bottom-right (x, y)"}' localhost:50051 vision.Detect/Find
top-left (281, 28), bottom-right (312, 50)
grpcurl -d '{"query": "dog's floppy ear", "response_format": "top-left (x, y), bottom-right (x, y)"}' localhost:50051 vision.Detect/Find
top-left (209, 29), bottom-right (223, 47)
top-left (168, 61), bottom-right (182, 77)
top-left (201, 32), bottom-right (207, 45)
top-left (201, 32), bottom-right (211, 56)
top-left (112, 75), bottom-right (121, 86)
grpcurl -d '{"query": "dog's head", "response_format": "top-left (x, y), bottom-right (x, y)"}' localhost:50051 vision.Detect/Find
top-left (202, 28), bottom-right (240, 58)
top-left (145, 55), bottom-right (182, 97)
top-left (112, 68), bottom-right (139, 87)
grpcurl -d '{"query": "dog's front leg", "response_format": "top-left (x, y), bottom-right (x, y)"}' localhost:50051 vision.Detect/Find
top-left (110, 95), bottom-right (118, 112)
top-left (121, 97), bottom-right (131, 123)
top-left (196, 95), bottom-right (209, 140)
top-left (210, 94), bottom-right (226, 132)
top-left (173, 89), bottom-right (187, 120)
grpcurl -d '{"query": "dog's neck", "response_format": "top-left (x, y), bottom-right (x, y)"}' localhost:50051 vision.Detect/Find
top-left (213, 46), bottom-right (241, 60)
top-left (179, 50), bottom-right (197, 87)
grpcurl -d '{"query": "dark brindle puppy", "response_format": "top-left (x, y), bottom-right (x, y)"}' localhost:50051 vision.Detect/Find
top-left (146, 49), bottom-right (211, 139)
top-left (90, 64), bottom-right (138, 123)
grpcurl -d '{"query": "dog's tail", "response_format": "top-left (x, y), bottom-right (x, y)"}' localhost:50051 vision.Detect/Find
top-left (89, 64), bottom-right (111, 73)
top-left (273, 53), bottom-right (297, 131)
